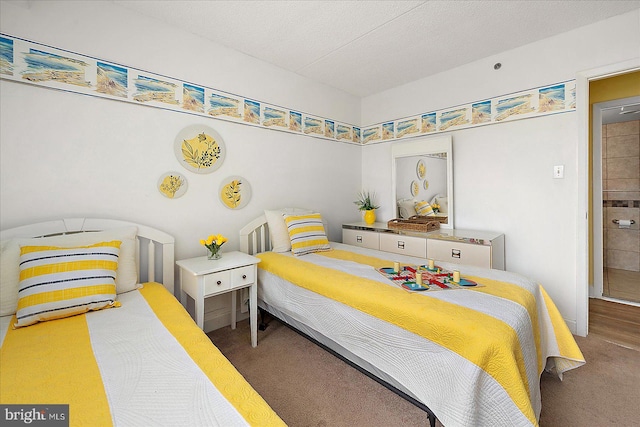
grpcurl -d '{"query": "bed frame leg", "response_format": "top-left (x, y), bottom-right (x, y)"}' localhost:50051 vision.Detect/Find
top-left (258, 308), bottom-right (270, 331)
top-left (427, 410), bottom-right (436, 427)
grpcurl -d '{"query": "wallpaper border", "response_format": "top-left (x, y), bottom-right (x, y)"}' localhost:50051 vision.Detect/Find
top-left (0, 34), bottom-right (575, 145)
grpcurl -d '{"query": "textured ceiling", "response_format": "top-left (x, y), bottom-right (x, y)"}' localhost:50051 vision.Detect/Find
top-left (114, 1), bottom-right (640, 98)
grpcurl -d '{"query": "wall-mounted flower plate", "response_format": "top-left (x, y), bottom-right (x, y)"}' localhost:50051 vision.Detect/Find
top-left (157, 171), bottom-right (188, 199)
top-left (219, 175), bottom-right (251, 209)
top-left (174, 124), bottom-right (226, 174)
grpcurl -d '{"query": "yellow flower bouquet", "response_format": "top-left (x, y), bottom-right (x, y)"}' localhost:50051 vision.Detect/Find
top-left (431, 202), bottom-right (441, 214)
top-left (200, 234), bottom-right (228, 260)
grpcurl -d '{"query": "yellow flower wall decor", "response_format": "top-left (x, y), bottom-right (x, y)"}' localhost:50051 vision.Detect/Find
top-left (219, 176), bottom-right (252, 209)
top-left (411, 180), bottom-right (420, 197)
top-left (157, 171), bottom-right (187, 199)
top-left (174, 124), bottom-right (226, 174)
top-left (416, 159), bottom-right (426, 179)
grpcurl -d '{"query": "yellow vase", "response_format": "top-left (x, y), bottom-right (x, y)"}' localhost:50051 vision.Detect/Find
top-left (363, 209), bottom-right (376, 225)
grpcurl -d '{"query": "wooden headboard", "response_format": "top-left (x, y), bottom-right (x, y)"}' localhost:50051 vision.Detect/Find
top-left (0, 218), bottom-right (175, 294)
top-left (239, 214), bottom-right (271, 256)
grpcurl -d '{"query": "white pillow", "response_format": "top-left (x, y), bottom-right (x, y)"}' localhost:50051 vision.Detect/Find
top-left (0, 226), bottom-right (138, 316)
top-left (264, 208), bottom-right (312, 252)
top-left (397, 198), bottom-right (417, 219)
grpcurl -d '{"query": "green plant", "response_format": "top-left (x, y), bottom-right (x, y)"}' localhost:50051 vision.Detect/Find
top-left (354, 191), bottom-right (380, 211)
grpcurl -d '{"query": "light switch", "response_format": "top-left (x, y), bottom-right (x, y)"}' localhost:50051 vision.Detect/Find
top-left (553, 165), bottom-right (564, 179)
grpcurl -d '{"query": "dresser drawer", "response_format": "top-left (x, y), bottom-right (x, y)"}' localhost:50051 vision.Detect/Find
top-left (379, 233), bottom-right (426, 258)
top-left (204, 270), bottom-right (231, 296)
top-left (342, 228), bottom-right (380, 250)
top-left (427, 239), bottom-right (491, 269)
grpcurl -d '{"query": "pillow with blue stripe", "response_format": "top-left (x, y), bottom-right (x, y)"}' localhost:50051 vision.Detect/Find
top-left (15, 241), bottom-right (122, 328)
top-left (284, 213), bottom-right (331, 256)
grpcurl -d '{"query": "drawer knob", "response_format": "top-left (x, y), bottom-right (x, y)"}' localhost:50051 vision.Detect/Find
top-left (242, 274), bottom-right (247, 279)
top-left (217, 280), bottom-right (222, 285)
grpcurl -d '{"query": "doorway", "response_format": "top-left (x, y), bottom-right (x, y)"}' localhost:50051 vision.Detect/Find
top-left (593, 96), bottom-right (640, 305)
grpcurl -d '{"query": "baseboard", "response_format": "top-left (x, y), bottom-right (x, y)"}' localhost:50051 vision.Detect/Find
top-left (204, 310), bottom-right (249, 333)
top-left (564, 318), bottom-right (577, 335)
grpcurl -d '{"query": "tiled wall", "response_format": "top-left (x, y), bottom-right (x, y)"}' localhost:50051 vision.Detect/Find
top-left (603, 120), bottom-right (640, 272)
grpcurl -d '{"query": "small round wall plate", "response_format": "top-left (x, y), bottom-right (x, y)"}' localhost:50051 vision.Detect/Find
top-left (423, 180), bottom-right (429, 190)
top-left (219, 176), bottom-right (251, 209)
top-left (157, 171), bottom-right (188, 199)
top-left (410, 180), bottom-right (420, 197)
top-left (416, 159), bottom-right (426, 179)
top-left (174, 124), bottom-right (225, 174)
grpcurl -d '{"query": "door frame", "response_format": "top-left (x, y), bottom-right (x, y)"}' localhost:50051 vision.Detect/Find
top-left (576, 58), bottom-right (640, 337)
top-left (592, 96), bottom-right (640, 300)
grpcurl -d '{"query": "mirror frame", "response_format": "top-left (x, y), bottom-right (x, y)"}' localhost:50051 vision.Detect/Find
top-left (391, 135), bottom-right (454, 229)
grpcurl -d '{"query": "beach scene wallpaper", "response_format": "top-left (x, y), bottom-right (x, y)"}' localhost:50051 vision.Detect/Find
top-left (289, 111), bottom-right (302, 132)
top-left (133, 75), bottom-right (179, 105)
top-left (0, 34), bottom-right (576, 147)
top-left (209, 92), bottom-right (242, 118)
top-left (0, 36), bottom-right (14, 76)
top-left (495, 93), bottom-right (536, 121)
top-left (304, 116), bottom-right (323, 135)
top-left (397, 118), bottom-right (420, 139)
top-left (97, 62), bottom-right (127, 98)
top-left (362, 126), bottom-right (381, 144)
top-left (440, 108), bottom-right (469, 131)
top-left (382, 122), bottom-right (395, 140)
top-left (325, 120), bottom-right (335, 138)
top-left (263, 106), bottom-right (288, 128)
top-left (472, 100), bottom-right (492, 124)
top-left (336, 124), bottom-right (352, 141)
top-left (244, 99), bottom-right (260, 124)
top-left (538, 84), bottom-right (565, 113)
top-left (23, 48), bottom-right (91, 88)
top-left (421, 113), bottom-right (436, 133)
top-left (352, 127), bottom-right (361, 143)
top-left (183, 83), bottom-right (205, 113)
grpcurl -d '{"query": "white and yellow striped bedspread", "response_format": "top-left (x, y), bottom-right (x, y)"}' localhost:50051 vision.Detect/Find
top-left (0, 283), bottom-right (285, 427)
top-left (256, 243), bottom-right (584, 427)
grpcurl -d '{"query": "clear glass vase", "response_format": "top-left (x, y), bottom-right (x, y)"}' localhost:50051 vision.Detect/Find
top-left (207, 248), bottom-right (222, 260)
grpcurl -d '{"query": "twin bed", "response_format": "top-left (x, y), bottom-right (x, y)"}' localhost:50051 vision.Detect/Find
top-left (1, 214), bottom-right (585, 427)
top-left (240, 211), bottom-right (585, 427)
top-left (0, 218), bottom-right (284, 427)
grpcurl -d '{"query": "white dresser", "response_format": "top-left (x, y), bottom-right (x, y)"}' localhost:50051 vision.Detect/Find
top-left (342, 222), bottom-right (505, 270)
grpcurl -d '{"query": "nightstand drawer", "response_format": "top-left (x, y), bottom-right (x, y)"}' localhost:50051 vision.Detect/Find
top-left (204, 270), bottom-right (231, 295)
top-left (231, 265), bottom-right (254, 287)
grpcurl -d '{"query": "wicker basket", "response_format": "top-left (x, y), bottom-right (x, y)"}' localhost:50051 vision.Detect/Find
top-left (387, 216), bottom-right (440, 232)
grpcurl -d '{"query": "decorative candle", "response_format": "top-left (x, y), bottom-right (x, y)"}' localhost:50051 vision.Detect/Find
top-left (453, 270), bottom-right (461, 283)
top-left (416, 273), bottom-right (423, 285)
top-left (393, 262), bottom-right (400, 273)
top-left (428, 259), bottom-right (435, 269)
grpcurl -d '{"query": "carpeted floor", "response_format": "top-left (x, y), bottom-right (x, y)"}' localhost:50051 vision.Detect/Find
top-left (208, 319), bottom-right (640, 427)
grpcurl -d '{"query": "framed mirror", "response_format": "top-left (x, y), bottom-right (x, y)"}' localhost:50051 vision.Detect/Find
top-left (391, 135), bottom-right (453, 229)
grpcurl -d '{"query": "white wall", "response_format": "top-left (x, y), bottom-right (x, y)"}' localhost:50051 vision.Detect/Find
top-left (361, 9), bottom-right (640, 331)
top-left (0, 0), bottom-right (363, 330)
top-left (0, 0), bottom-right (363, 244)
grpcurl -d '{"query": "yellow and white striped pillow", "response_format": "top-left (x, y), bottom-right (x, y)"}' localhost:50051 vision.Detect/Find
top-left (284, 213), bottom-right (331, 256)
top-left (415, 200), bottom-right (435, 216)
top-left (15, 241), bottom-right (122, 328)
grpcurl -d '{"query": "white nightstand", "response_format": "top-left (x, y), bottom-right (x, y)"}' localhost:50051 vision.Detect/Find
top-left (176, 251), bottom-right (260, 347)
